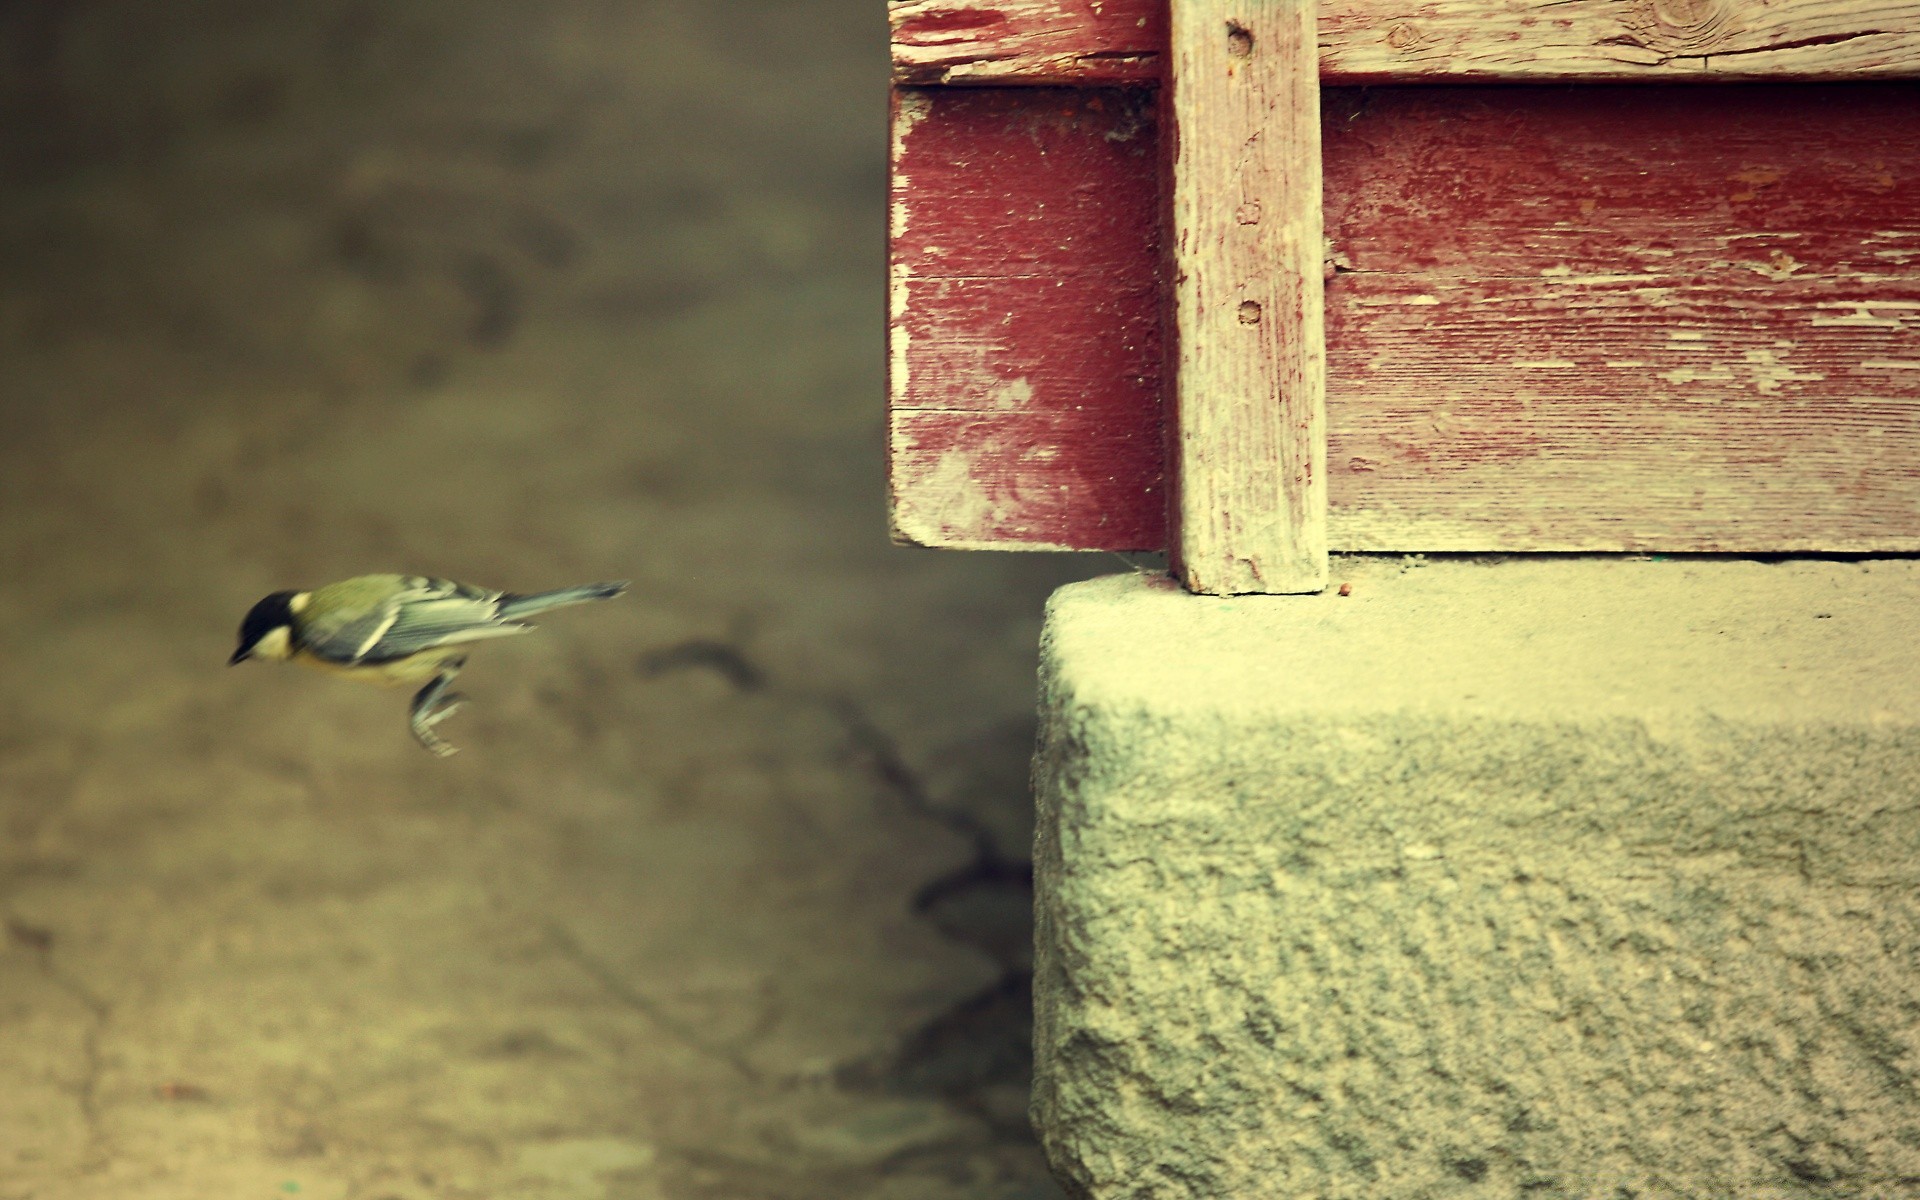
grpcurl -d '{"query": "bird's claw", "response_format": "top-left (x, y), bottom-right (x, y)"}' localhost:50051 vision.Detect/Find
top-left (412, 698), bottom-right (464, 752)
top-left (415, 730), bottom-right (459, 758)
top-left (409, 676), bottom-right (468, 757)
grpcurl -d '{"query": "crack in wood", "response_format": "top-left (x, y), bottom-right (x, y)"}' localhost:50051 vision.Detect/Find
top-left (890, 0), bottom-right (1920, 83)
top-left (1709, 29), bottom-right (1892, 57)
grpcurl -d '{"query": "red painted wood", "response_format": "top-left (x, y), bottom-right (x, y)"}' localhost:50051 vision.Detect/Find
top-left (890, 88), bottom-right (1165, 549)
top-left (889, 82), bottom-right (1920, 551)
top-left (1319, 84), bottom-right (1920, 549)
top-left (892, 408), bottom-right (1166, 547)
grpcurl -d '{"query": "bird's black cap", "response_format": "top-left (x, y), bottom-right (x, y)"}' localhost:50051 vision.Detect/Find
top-left (231, 591), bottom-right (298, 665)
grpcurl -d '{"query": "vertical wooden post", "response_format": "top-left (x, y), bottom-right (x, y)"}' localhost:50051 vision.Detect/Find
top-left (1165, 0), bottom-right (1328, 594)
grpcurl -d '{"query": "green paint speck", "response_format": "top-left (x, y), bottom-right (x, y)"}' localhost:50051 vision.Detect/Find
top-left (280, 1184), bottom-right (300, 1194)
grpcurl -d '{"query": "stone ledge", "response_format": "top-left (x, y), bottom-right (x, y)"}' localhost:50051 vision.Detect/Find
top-left (1032, 561), bottom-right (1920, 1199)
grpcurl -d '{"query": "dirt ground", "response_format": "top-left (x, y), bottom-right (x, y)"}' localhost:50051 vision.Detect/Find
top-left (0, 3), bottom-right (1102, 1196)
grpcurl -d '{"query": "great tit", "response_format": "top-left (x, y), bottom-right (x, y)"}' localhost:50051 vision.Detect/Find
top-left (230, 574), bottom-right (628, 756)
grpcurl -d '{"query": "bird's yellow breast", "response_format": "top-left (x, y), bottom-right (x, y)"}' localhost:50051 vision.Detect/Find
top-left (292, 645), bottom-right (468, 687)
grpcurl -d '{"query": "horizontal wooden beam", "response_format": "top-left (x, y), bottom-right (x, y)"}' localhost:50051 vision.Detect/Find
top-left (891, 0), bottom-right (1920, 84)
top-left (888, 83), bottom-right (1920, 552)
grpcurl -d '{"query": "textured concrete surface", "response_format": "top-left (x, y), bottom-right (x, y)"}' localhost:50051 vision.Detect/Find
top-left (1034, 561), bottom-right (1920, 1199)
top-left (0, 3), bottom-right (1091, 1197)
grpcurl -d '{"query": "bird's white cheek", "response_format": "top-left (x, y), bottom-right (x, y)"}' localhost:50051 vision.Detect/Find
top-left (253, 626), bottom-right (295, 661)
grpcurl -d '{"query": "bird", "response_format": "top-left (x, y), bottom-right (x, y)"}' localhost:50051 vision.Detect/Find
top-left (230, 574), bottom-right (628, 756)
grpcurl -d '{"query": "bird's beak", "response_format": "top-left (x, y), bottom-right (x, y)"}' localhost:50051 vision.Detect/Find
top-left (228, 647), bottom-right (249, 666)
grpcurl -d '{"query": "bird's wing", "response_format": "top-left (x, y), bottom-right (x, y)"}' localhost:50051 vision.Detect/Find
top-left (294, 575), bottom-right (429, 661)
top-left (356, 595), bottom-right (534, 662)
top-left (301, 576), bottom-right (529, 665)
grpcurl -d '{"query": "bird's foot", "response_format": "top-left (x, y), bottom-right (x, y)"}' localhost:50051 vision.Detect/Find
top-left (409, 675), bottom-right (468, 757)
top-left (414, 730), bottom-right (458, 758)
top-left (411, 696), bottom-right (466, 757)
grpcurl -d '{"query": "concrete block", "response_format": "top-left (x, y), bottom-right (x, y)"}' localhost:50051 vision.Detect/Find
top-left (1032, 561), bottom-right (1920, 1199)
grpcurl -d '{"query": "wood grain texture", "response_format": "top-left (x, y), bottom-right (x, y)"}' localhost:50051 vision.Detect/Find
top-left (889, 88), bottom-right (1166, 549)
top-left (1166, 0), bottom-right (1328, 593)
top-left (892, 0), bottom-right (1165, 85)
top-left (1322, 85), bottom-right (1920, 550)
top-left (891, 0), bottom-right (1920, 84)
top-left (889, 83), bottom-right (1920, 551)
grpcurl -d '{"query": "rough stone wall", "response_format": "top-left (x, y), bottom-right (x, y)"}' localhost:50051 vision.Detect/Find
top-left (1033, 564), bottom-right (1920, 1199)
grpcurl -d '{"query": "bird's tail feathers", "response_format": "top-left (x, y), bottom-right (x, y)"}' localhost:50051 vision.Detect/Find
top-left (498, 581), bottom-right (629, 620)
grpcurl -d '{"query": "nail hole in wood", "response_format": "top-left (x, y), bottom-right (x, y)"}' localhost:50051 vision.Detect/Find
top-left (1238, 300), bottom-right (1263, 325)
top-left (1226, 21), bottom-right (1254, 57)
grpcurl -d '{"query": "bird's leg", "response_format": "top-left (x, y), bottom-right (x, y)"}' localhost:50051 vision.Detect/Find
top-left (408, 658), bottom-right (469, 757)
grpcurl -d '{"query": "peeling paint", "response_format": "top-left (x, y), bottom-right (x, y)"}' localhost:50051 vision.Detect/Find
top-left (992, 378), bottom-right (1036, 407)
top-left (1742, 348), bottom-right (1825, 394)
top-left (1661, 366), bottom-right (1737, 385)
top-left (892, 89), bottom-right (933, 149)
top-left (891, 444), bottom-right (1004, 546)
top-left (1812, 304), bottom-right (1912, 329)
top-left (892, 78), bottom-right (1920, 553)
top-left (1742, 251), bottom-right (1804, 281)
top-left (888, 92), bottom-right (936, 415)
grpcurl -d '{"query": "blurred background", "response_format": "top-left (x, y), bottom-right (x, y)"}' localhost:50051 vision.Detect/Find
top-left (0, 1), bottom-right (1103, 1196)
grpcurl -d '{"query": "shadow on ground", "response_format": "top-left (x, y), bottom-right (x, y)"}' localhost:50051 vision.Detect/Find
top-left (0, 2), bottom-right (1104, 1196)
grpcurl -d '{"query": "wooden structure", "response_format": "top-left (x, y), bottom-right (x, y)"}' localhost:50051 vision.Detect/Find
top-left (888, 0), bottom-right (1920, 592)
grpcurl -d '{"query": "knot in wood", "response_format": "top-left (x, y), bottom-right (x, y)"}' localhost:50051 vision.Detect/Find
top-left (1385, 21), bottom-right (1423, 50)
top-left (1633, 0), bottom-right (1732, 52)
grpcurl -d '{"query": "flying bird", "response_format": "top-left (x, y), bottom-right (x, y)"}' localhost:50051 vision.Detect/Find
top-left (230, 574), bottom-right (627, 756)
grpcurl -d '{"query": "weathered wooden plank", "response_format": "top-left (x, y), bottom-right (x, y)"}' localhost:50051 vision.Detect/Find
top-left (1165, 0), bottom-right (1327, 594)
top-left (1319, 81), bottom-right (1920, 547)
top-left (891, 0), bottom-right (1920, 84)
top-left (1325, 0), bottom-right (1920, 82)
top-left (888, 87), bottom-right (1165, 550)
top-left (1342, 81), bottom-right (1920, 551)
top-left (892, 0), bottom-right (1165, 84)
top-left (890, 273), bottom-right (1165, 548)
top-left (891, 408), bottom-right (1167, 548)
top-left (889, 83), bottom-right (1920, 551)
top-left (1325, 274), bottom-right (1920, 549)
